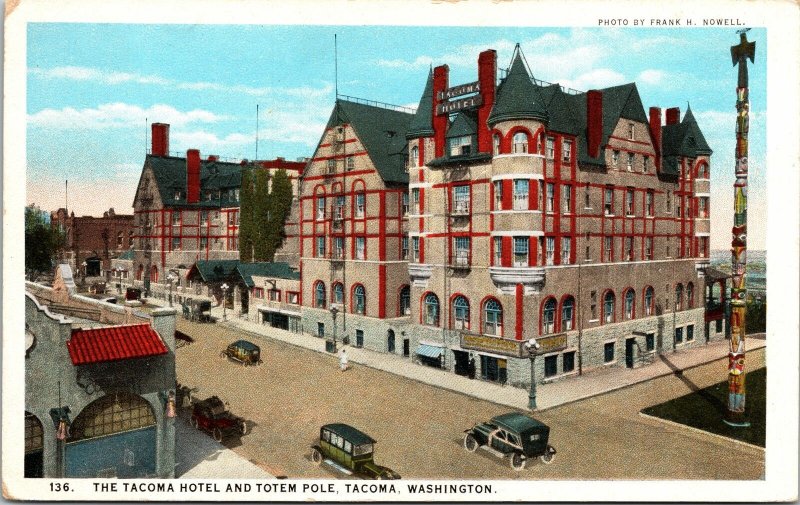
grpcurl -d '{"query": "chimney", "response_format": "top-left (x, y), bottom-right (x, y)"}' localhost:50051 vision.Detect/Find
top-left (649, 107), bottom-right (662, 170)
top-left (586, 90), bottom-right (603, 158)
top-left (665, 107), bottom-right (680, 125)
top-left (186, 149), bottom-right (201, 204)
top-left (151, 123), bottom-right (170, 156)
top-left (477, 49), bottom-right (497, 154)
top-left (432, 64), bottom-right (450, 158)
top-left (207, 155), bottom-right (219, 162)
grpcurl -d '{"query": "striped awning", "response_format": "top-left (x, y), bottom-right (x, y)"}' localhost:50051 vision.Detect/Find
top-left (416, 344), bottom-right (444, 359)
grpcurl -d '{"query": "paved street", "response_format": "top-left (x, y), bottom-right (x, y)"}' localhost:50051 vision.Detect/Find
top-left (175, 317), bottom-right (765, 480)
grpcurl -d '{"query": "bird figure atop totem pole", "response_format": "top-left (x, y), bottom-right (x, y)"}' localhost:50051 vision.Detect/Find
top-left (731, 29), bottom-right (755, 88)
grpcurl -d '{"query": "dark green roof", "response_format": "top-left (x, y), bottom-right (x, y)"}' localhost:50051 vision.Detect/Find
top-left (407, 69), bottom-right (435, 139)
top-left (488, 52), bottom-right (549, 125)
top-left (322, 423), bottom-right (376, 445)
top-left (491, 412), bottom-right (548, 433)
top-left (446, 111), bottom-right (478, 138)
top-left (427, 152), bottom-right (491, 168)
top-left (326, 99), bottom-right (413, 184)
top-left (146, 155), bottom-right (243, 208)
top-left (230, 340), bottom-right (260, 352)
top-left (660, 106), bottom-right (712, 176)
top-left (187, 260), bottom-right (240, 284)
top-left (117, 249), bottom-right (135, 261)
top-left (236, 262), bottom-right (299, 287)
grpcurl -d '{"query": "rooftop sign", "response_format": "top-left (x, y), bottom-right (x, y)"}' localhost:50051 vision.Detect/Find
top-left (436, 81), bottom-right (483, 116)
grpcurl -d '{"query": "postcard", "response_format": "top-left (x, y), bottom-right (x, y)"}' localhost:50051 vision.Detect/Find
top-left (4, 0), bottom-right (799, 501)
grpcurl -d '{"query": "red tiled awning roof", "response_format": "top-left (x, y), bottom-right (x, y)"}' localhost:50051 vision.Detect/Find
top-left (67, 324), bottom-right (168, 365)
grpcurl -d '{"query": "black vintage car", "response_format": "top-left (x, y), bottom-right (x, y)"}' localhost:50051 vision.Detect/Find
top-left (310, 423), bottom-right (399, 480)
top-left (221, 340), bottom-right (262, 366)
top-left (463, 412), bottom-right (556, 470)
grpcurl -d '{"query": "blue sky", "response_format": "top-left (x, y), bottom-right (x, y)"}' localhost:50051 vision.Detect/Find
top-left (26, 24), bottom-right (766, 250)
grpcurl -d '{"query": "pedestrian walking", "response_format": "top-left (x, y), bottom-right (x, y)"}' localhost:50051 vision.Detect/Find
top-left (468, 354), bottom-right (476, 379)
top-left (339, 348), bottom-right (349, 372)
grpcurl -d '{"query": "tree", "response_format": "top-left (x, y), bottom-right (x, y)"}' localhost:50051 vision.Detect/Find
top-left (25, 204), bottom-right (64, 279)
top-left (252, 168), bottom-right (271, 261)
top-left (265, 169), bottom-right (294, 261)
top-left (238, 167), bottom-right (255, 262)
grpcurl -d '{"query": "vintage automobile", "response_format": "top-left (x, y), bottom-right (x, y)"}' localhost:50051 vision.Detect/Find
top-left (190, 396), bottom-right (248, 442)
top-left (463, 412), bottom-right (556, 470)
top-left (182, 299), bottom-right (213, 322)
top-left (310, 423), bottom-right (400, 480)
top-left (220, 340), bottom-right (262, 366)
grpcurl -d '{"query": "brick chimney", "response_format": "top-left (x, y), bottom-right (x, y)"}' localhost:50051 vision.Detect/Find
top-left (586, 90), bottom-right (603, 158)
top-left (151, 123), bottom-right (170, 156)
top-left (207, 155), bottom-right (219, 162)
top-left (665, 107), bottom-right (680, 125)
top-left (477, 49), bottom-right (497, 154)
top-left (432, 64), bottom-right (450, 158)
top-left (186, 149), bottom-right (201, 204)
top-left (649, 107), bottom-right (662, 170)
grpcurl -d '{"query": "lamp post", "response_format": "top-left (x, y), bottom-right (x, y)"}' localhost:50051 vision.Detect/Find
top-left (115, 267), bottom-right (122, 294)
top-left (166, 272), bottom-right (177, 307)
top-left (221, 283), bottom-right (229, 321)
top-left (81, 261), bottom-right (87, 285)
top-left (330, 305), bottom-right (339, 353)
top-left (523, 338), bottom-right (542, 410)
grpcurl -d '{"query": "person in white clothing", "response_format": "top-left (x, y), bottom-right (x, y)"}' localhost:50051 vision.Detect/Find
top-left (339, 349), bottom-right (349, 372)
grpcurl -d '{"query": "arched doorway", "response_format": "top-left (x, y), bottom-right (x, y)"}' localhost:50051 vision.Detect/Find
top-left (150, 265), bottom-right (159, 283)
top-left (65, 393), bottom-right (157, 478)
top-left (387, 329), bottom-right (396, 353)
top-left (25, 412), bottom-right (44, 478)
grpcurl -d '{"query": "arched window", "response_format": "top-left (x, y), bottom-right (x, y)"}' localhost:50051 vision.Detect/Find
top-left (542, 298), bottom-right (557, 334)
top-left (675, 283), bottom-right (684, 311)
top-left (150, 265), bottom-right (159, 283)
top-left (315, 281), bottom-right (326, 308)
top-left (136, 264), bottom-right (144, 281)
top-left (603, 291), bottom-right (615, 324)
top-left (452, 295), bottom-right (470, 330)
top-left (116, 231), bottom-right (124, 248)
top-left (424, 293), bottom-right (440, 326)
top-left (332, 282), bottom-right (344, 305)
top-left (129, 231), bottom-right (134, 247)
top-left (410, 145), bottom-right (418, 167)
top-left (561, 296), bottom-right (575, 331)
top-left (644, 286), bottom-right (654, 316)
top-left (353, 284), bottom-right (366, 315)
top-left (493, 134), bottom-right (501, 155)
top-left (686, 282), bottom-right (694, 308)
top-left (484, 298), bottom-right (503, 336)
top-left (70, 392), bottom-right (155, 442)
top-left (399, 285), bottom-right (411, 316)
top-left (624, 289), bottom-right (635, 320)
top-left (512, 131), bottom-right (529, 154)
top-left (698, 162), bottom-right (710, 179)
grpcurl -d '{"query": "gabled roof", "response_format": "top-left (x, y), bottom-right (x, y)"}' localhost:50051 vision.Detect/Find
top-left (447, 110), bottom-right (478, 138)
top-left (488, 52), bottom-right (549, 125)
top-left (67, 324), bottom-right (168, 365)
top-left (407, 68), bottom-right (435, 139)
top-left (326, 99), bottom-right (413, 184)
top-left (236, 262), bottom-right (300, 287)
top-left (143, 155), bottom-right (243, 209)
top-left (661, 106), bottom-right (713, 175)
top-left (187, 260), bottom-right (240, 284)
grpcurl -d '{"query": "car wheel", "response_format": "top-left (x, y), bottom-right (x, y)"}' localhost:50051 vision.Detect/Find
top-left (212, 428), bottom-right (223, 442)
top-left (190, 416), bottom-right (199, 430)
top-left (510, 452), bottom-right (526, 471)
top-left (311, 448), bottom-right (323, 465)
top-left (540, 448), bottom-right (555, 465)
top-left (239, 421), bottom-right (248, 435)
top-left (463, 433), bottom-right (479, 453)
top-left (220, 352), bottom-right (227, 359)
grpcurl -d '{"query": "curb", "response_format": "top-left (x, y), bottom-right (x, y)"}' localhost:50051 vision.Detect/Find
top-left (637, 411), bottom-right (765, 452)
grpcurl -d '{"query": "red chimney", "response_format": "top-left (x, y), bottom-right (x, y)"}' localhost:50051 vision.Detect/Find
top-left (151, 123), bottom-right (170, 156)
top-left (207, 155), bottom-right (219, 162)
top-left (665, 107), bottom-right (680, 125)
top-left (432, 64), bottom-right (450, 158)
top-left (186, 149), bottom-right (201, 204)
top-left (477, 50), bottom-right (497, 154)
top-left (586, 90), bottom-right (603, 158)
top-left (649, 107), bottom-right (662, 170)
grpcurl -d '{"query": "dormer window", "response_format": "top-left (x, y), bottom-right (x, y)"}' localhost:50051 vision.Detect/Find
top-left (512, 132), bottom-right (528, 154)
top-left (493, 134), bottom-right (501, 155)
top-left (174, 190), bottom-right (181, 201)
top-left (628, 122), bottom-right (635, 140)
top-left (410, 145), bottom-right (419, 167)
top-left (448, 135), bottom-right (472, 157)
top-left (612, 150), bottom-right (620, 167)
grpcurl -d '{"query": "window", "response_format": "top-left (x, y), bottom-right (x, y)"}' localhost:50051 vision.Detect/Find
top-left (493, 134), bottom-right (501, 155)
top-left (698, 163), bottom-right (709, 179)
top-left (453, 296), bottom-right (470, 330)
top-left (327, 159), bottom-right (335, 173)
top-left (546, 137), bottom-right (555, 159)
top-left (410, 146), bottom-right (418, 167)
top-left (346, 157), bottom-right (355, 170)
top-left (452, 185), bottom-right (470, 214)
top-left (449, 135), bottom-right (472, 156)
top-left (411, 188), bottom-right (420, 214)
top-left (512, 132), bottom-right (528, 153)
top-left (333, 283), bottom-right (344, 305)
top-left (687, 282), bottom-right (694, 308)
top-left (483, 299), bottom-right (503, 336)
top-left (172, 237), bottom-right (181, 251)
top-left (590, 291), bottom-right (597, 320)
top-left (287, 292), bottom-right (299, 305)
top-left (315, 281), bottom-right (326, 308)
top-left (545, 237), bottom-right (555, 266)
top-left (604, 187), bottom-right (614, 215)
top-left (624, 289), bottom-right (635, 319)
top-left (333, 236), bottom-right (345, 259)
top-left (402, 193), bottom-right (409, 216)
top-left (646, 191), bottom-right (654, 216)
top-left (716, 319), bottom-right (723, 333)
top-left (675, 284), bottom-right (683, 311)
top-left (355, 192), bottom-right (366, 218)
top-left (452, 237), bottom-right (470, 266)
top-left (399, 286), bottom-right (411, 315)
top-left (412, 237), bottom-right (420, 262)
top-left (494, 236), bottom-right (502, 266)
top-left (699, 236), bottom-right (709, 258)
top-left (562, 139), bottom-right (572, 162)
top-left (174, 190), bottom-right (181, 201)
top-left (172, 212), bottom-right (181, 225)
top-left (698, 197), bottom-right (709, 218)
top-left (268, 289), bottom-right (280, 302)
top-left (546, 183), bottom-right (555, 212)
top-left (316, 236), bottom-right (325, 257)
top-left (354, 329), bottom-right (364, 348)
top-left (604, 342), bottom-right (615, 363)
top-left (644, 287), bottom-right (654, 316)
top-left (316, 196), bottom-right (326, 220)
top-left (675, 326), bottom-right (684, 343)
top-left (562, 184), bottom-right (572, 213)
top-left (625, 236), bottom-right (634, 261)
top-left (493, 181), bottom-right (503, 210)
top-left (561, 237), bottom-right (571, 265)
top-left (252, 287), bottom-right (264, 299)
top-left (334, 195), bottom-right (345, 220)
top-left (612, 150), bottom-right (620, 167)
top-left (129, 232), bottom-right (134, 247)
top-left (424, 293), bottom-right (440, 326)
top-left (542, 298), bottom-right (556, 334)
top-left (562, 297), bottom-right (575, 331)
top-left (643, 156), bottom-right (650, 173)
top-left (544, 355), bottom-right (558, 378)
top-left (627, 152), bottom-right (635, 171)
top-left (584, 185), bottom-right (591, 209)
top-left (353, 285), bottom-right (366, 314)
top-left (687, 324), bottom-right (695, 341)
top-left (355, 236), bottom-right (366, 260)
top-left (625, 188), bottom-right (634, 215)
top-left (200, 236), bottom-right (207, 249)
top-left (666, 191), bottom-right (672, 213)
top-left (200, 210), bottom-right (209, 225)
top-left (563, 351), bottom-right (576, 373)
top-left (628, 122), bottom-right (635, 140)
top-left (604, 236), bottom-right (613, 262)
top-left (513, 237), bottom-right (529, 267)
top-left (645, 237), bottom-right (654, 260)
top-left (513, 180), bottom-right (529, 210)
top-left (401, 235), bottom-right (409, 260)
top-left (604, 291), bottom-right (615, 323)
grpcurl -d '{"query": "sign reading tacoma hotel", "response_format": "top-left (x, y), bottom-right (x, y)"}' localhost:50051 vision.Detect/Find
top-left (436, 81), bottom-right (483, 115)
top-left (460, 332), bottom-right (567, 358)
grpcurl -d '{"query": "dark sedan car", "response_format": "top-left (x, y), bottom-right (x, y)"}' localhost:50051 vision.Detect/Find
top-left (190, 396), bottom-right (247, 442)
top-left (310, 423), bottom-right (399, 479)
top-left (463, 412), bottom-right (556, 470)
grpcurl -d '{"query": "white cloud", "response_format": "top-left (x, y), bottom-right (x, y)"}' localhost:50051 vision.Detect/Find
top-left (29, 66), bottom-right (171, 86)
top-left (376, 56), bottom-right (434, 70)
top-left (637, 69), bottom-right (665, 85)
top-left (556, 68), bottom-right (626, 91)
top-left (27, 103), bottom-right (230, 130)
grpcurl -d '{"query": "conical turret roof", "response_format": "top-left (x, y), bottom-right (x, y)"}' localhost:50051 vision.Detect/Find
top-left (407, 68), bottom-right (435, 139)
top-left (487, 51), bottom-right (548, 125)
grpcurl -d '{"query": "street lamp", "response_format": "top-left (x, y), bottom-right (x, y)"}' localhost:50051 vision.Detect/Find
top-left (81, 261), bottom-right (87, 284)
top-left (221, 283), bottom-right (229, 321)
top-left (166, 272), bottom-right (177, 307)
top-left (523, 337), bottom-right (542, 410)
top-left (115, 267), bottom-right (123, 294)
top-left (330, 305), bottom-right (339, 349)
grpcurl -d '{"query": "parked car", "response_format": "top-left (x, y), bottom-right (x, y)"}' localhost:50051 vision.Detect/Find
top-left (310, 423), bottom-right (400, 479)
top-left (221, 340), bottom-right (262, 366)
top-left (463, 412), bottom-right (556, 470)
top-left (190, 396), bottom-right (247, 442)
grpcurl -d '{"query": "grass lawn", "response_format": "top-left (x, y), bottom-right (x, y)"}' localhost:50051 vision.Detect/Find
top-left (641, 367), bottom-right (766, 447)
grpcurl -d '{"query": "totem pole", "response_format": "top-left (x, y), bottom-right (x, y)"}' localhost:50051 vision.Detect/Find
top-left (726, 30), bottom-right (755, 427)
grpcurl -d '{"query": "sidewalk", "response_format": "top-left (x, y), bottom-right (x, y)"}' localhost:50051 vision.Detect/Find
top-left (203, 303), bottom-right (766, 412)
